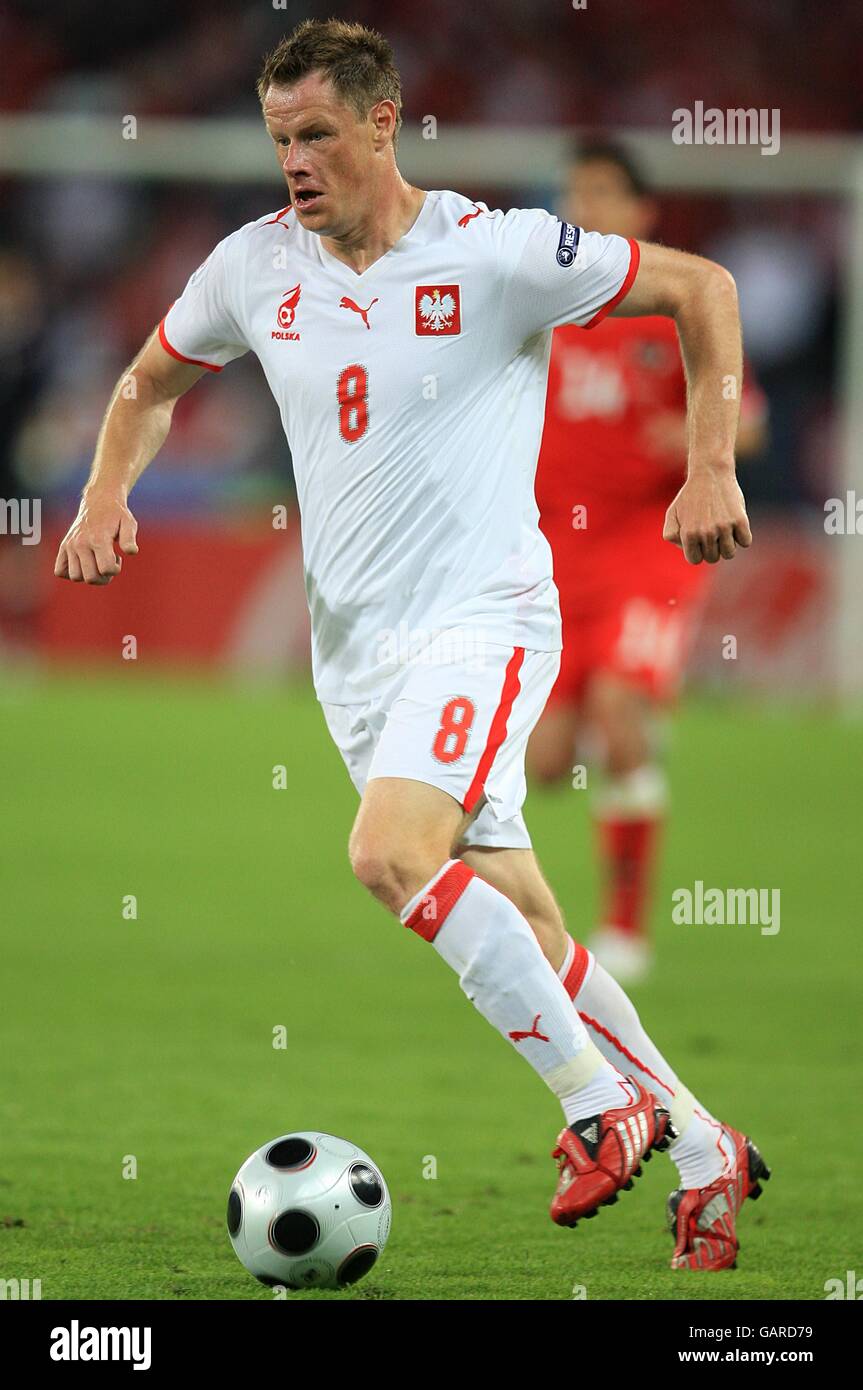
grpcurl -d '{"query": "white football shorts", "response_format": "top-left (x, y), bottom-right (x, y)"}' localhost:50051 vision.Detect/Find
top-left (320, 640), bottom-right (561, 850)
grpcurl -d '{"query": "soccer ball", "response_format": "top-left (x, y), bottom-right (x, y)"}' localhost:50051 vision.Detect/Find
top-left (226, 1131), bottom-right (391, 1290)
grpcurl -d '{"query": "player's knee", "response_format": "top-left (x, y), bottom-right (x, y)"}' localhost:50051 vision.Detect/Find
top-left (605, 738), bottom-right (646, 778)
top-left (593, 693), bottom-right (650, 775)
top-left (348, 838), bottom-right (431, 915)
top-left (349, 843), bottom-right (393, 902)
top-left (605, 721), bottom-right (651, 777)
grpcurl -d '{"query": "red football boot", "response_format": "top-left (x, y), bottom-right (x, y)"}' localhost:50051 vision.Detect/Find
top-left (550, 1080), bottom-right (675, 1227)
top-left (668, 1126), bottom-right (771, 1270)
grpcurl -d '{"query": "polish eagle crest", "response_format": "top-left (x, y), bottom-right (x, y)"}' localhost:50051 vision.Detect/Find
top-left (418, 288), bottom-right (457, 332)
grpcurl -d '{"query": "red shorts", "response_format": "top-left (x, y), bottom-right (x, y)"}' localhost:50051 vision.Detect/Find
top-left (544, 506), bottom-right (710, 707)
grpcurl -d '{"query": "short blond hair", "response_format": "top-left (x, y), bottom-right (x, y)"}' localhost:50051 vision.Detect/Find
top-left (257, 18), bottom-right (403, 149)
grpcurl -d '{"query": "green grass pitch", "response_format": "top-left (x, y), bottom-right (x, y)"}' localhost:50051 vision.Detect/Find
top-left (1, 670), bottom-right (859, 1300)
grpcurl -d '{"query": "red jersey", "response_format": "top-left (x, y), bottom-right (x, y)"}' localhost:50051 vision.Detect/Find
top-left (536, 316), bottom-right (765, 532)
top-left (534, 316), bottom-right (765, 703)
top-left (537, 316), bottom-right (687, 529)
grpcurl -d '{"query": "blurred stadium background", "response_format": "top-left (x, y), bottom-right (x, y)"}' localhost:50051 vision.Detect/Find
top-left (1, 0), bottom-right (862, 694)
top-left (2, 0), bottom-right (863, 1301)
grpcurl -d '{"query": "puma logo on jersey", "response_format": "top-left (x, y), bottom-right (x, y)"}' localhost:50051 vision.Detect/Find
top-left (415, 284), bottom-right (461, 336)
top-left (340, 295), bottom-right (379, 329)
top-left (508, 1013), bottom-right (550, 1044)
top-left (272, 284), bottom-right (302, 340)
top-left (457, 202), bottom-right (486, 228)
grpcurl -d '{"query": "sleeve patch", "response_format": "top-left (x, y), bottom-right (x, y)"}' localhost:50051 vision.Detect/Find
top-left (556, 222), bottom-right (581, 268)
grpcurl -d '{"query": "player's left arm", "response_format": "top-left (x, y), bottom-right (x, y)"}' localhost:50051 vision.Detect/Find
top-left (613, 241), bottom-right (752, 564)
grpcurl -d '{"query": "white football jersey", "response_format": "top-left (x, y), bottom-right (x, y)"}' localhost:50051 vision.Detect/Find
top-left (161, 190), bottom-right (637, 703)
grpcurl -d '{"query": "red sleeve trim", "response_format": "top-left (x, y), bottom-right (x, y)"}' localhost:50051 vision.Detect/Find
top-left (158, 316), bottom-right (223, 373)
top-left (582, 237), bottom-right (641, 330)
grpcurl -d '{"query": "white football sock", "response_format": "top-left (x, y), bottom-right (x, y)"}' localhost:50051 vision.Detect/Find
top-left (563, 947), bottom-right (734, 1188)
top-left (400, 860), bottom-right (629, 1125)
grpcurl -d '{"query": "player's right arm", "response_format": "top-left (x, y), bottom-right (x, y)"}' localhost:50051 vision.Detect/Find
top-left (55, 228), bottom-right (248, 585)
top-left (54, 332), bottom-right (205, 584)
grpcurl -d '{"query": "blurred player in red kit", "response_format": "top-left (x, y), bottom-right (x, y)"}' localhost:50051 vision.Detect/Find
top-left (530, 143), bottom-right (768, 984)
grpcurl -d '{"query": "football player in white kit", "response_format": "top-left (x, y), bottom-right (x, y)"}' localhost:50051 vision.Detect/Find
top-left (55, 20), bottom-right (769, 1270)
